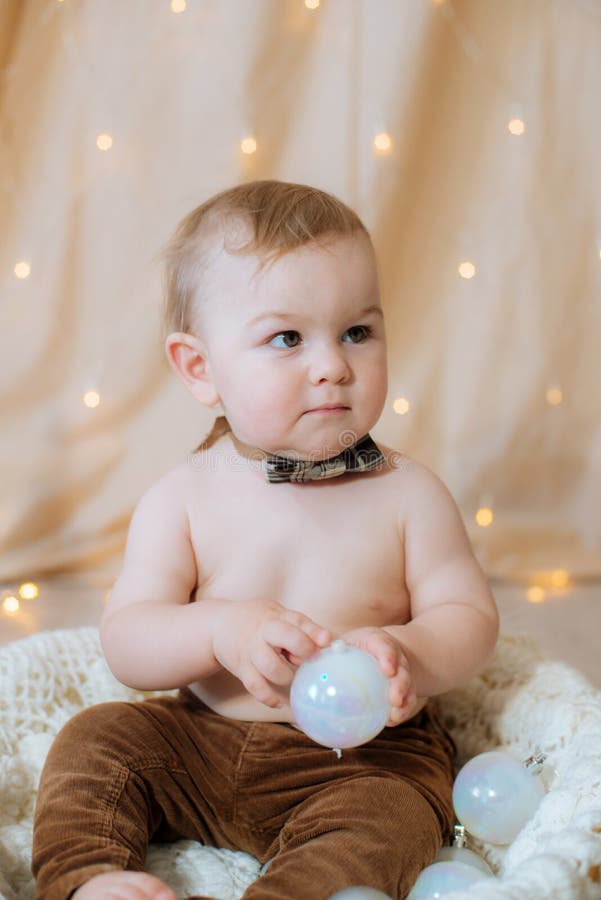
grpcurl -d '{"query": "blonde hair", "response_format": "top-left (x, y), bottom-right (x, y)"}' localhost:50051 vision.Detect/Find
top-left (157, 179), bottom-right (371, 452)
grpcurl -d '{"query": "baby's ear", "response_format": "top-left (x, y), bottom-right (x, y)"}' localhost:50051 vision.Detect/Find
top-left (164, 332), bottom-right (221, 408)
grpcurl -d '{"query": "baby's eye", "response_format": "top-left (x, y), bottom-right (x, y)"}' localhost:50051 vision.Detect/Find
top-left (343, 325), bottom-right (372, 343)
top-left (269, 330), bottom-right (302, 349)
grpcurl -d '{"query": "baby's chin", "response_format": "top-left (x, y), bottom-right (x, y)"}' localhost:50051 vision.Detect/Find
top-left (238, 415), bottom-right (374, 460)
top-left (272, 440), bottom-right (356, 463)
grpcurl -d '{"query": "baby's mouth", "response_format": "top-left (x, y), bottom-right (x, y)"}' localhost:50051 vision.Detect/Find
top-left (305, 404), bottom-right (350, 414)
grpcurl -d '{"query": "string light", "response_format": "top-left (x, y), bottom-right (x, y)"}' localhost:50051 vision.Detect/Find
top-left (83, 390), bottom-right (101, 408)
top-left (240, 136), bottom-right (257, 155)
top-left (546, 386), bottom-right (563, 406)
top-left (528, 569), bottom-right (572, 592)
top-left (2, 595), bottom-right (20, 615)
top-left (508, 117), bottom-right (525, 135)
top-left (304, 0), bottom-right (320, 8)
top-left (393, 397), bottom-right (411, 415)
top-left (475, 507), bottom-right (494, 527)
top-left (96, 134), bottom-right (113, 151)
top-left (458, 260), bottom-right (476, 279)
top-left (527, 585), bottom-right (546, 604)
top-left (373, 132), bottom-right (393, 153)
top-left (549, 569), bottom-right (570, 589)
top-left (18, 582), bottom-right (39, 600)
top-left (170, 0), bottom-right (187, 11)
top-left (14, 261), bottom-right (31, 279)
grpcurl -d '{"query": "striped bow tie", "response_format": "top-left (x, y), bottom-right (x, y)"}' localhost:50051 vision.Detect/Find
top-left (263, 433), bottom-right (384, 483)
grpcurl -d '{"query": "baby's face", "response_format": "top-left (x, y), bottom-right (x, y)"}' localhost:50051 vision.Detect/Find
top-left (198, 231), bottom-right (388, 460)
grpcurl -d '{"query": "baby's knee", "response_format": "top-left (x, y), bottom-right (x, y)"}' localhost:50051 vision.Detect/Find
top-left (343, 777), bottom-right (445, 884)
top-left (371, 775), bottom-right (451, 845)
top-left (48, 701), bottom-right (143, 763)
top-left (277, 776), bottom-right (443, 899)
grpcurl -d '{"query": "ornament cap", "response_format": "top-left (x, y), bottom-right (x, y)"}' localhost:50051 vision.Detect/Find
top-left (524, 749), bottom-right (547, 775)
top-left (452, 824), bottom-right (467, 848)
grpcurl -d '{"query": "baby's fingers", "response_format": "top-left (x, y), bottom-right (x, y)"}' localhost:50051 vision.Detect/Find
top-left (264, 618), bottom-right (329, 662)
top-left (388, 666), bottom-right (413, 709)
top-left (239, 664), bottom-right (284, 709)
top-left (282, 610), bottom-right (332, 649)
top-left (251, 638), bottom-right (294, 687)
top-left (387, 691), bottom-right (418, 726)
top-left (360, 632), bottom-right (399, 678)
top-left (386, 671), bottom-right (417, 726)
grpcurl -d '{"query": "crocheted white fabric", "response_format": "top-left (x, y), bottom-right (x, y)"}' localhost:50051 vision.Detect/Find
top-left (0, 628), bottom-right (600, 900)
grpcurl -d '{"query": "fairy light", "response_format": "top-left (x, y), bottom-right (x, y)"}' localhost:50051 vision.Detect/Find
top-left (549, 569), bottom-right (570, 589)
top-left (240, 136), bottom-right (257, 155)
top-left (18, 581), bottom-right (39, 600)
top-left (392, 397), bottom-right (411, 415)
top-left (508, 117), bottom-right (525, 135)
top-left (529, 569), bottom-right (571, 591)
top-left (170, 0), bottom-right (186, 11)
top-left (475, 507), bottom-right (494, 528)
top-left (373, 132), bottom-right (393, 153)
top-left (83, 390), bottom-right (101, 408)
top-left (527, 585), bottom-right (546, 604)
top-left (458, 261), bottom-right (476, 279)
top-left (546, 386), bottom-right (563, 406)
top-left (96, 134), bottom-right (113, 151)
top-left (14, 261), bottom-right (31, 279)
top-left (2, 595), bottom-right (20, 615)
top-left (304, 0), bottom-right (320, 8)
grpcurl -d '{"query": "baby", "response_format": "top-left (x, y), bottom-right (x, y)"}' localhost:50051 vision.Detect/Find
top-left (32, 180), bottom-right (499, 900)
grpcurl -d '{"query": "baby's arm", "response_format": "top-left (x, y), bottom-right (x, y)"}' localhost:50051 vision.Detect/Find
top-left (339, 464), bottom-right (498, 726)
top-left (384, 462), bottom-right (499, 700)
top-left (100, 468), bottom-right (330, 699)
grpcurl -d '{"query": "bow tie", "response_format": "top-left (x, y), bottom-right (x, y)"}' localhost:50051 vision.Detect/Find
top-left (263, 433), bottom-right (385, 483)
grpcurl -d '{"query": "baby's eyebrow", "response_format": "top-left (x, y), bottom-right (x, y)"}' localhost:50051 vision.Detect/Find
top-left (248, 305), bottom-right (383, 326)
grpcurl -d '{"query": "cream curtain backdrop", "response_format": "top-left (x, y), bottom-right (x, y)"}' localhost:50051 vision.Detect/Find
top-left (1, 0), bottom-right (600, 591)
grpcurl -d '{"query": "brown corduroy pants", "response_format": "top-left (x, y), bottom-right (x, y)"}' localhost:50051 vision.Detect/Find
top-left (32, 688), bottom-right (456, 900)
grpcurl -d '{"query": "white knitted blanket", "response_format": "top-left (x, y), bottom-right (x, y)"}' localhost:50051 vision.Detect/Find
top-left (0, 628), bottom-right (600, 900)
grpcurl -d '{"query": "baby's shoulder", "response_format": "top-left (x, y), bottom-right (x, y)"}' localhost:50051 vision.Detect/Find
top-left (377, 446), bottom-right (459, 513)
top-left (133, 463), bottom-right (192, 517)
top-left (148, 461), bottom-right (191, 491)
top-left (377, 444), bottom-right (436, 485)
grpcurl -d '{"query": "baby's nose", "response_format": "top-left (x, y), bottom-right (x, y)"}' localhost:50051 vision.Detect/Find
top-left (308, 342), bottom-right (352, 383)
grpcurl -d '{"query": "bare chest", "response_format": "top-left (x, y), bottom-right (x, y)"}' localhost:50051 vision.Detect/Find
top-left (184, 452), bottom-right (411, 632)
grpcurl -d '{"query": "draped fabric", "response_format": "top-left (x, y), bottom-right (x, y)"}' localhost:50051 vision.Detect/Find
top-left (1, 0), bottom-right (600, 587)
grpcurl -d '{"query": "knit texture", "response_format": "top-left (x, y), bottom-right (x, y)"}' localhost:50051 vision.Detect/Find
top-left (0, 628), bottom-right (600, 899)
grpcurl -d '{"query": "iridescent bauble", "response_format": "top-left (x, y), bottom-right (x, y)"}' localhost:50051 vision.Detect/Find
top-left (329, 889), bottom-right (392, 900)
top-left (290, 639), bottom-right (390, 750)
top-left (434, 846), bottom-right (493, 875)
top-left (453, 750), bottom-right (546, 844)
top-left (406, 860), bottom-right (493, 898)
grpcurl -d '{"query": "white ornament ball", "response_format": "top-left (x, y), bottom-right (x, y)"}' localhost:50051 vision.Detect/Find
top-left (434, 846), bottom-right (494, 876)
top-left (453, 750), bottom-right (546, 844)
top-left (407, 860), bottom-right (492, 898)
top-left (290, 639), bottom-right (390, 749)
top-left (329, 889), bottom-right (392, 900)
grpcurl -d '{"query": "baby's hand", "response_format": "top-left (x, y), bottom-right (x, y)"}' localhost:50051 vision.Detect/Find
top-left (211, 600), bottom-right (331, 708)
top-left (338, 626), bottom-right (417, 726)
